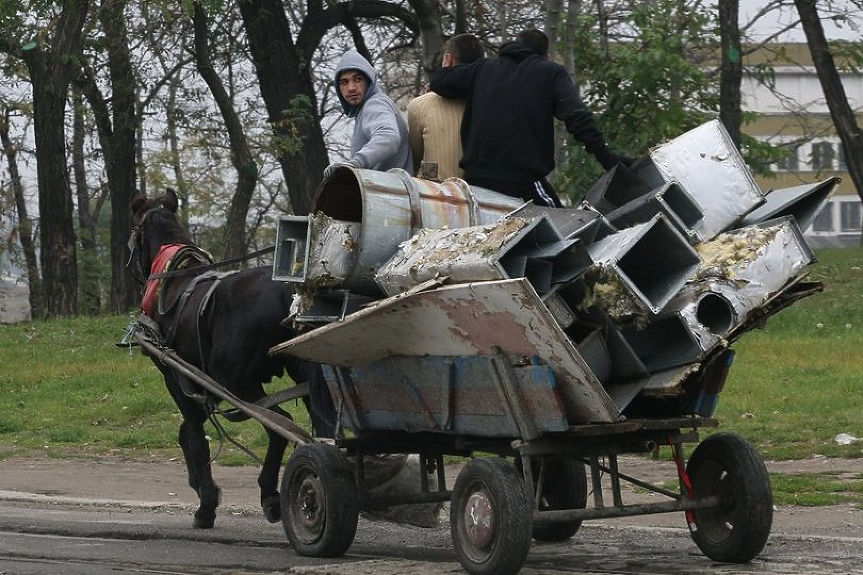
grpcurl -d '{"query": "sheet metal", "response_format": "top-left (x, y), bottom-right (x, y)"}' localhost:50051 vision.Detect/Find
top-left (374, 216), bottom-right (566, 297)
top-left (691, 215), bottom-right (815, 320)
top-left (584, 214), bottom-right (701, 316)
top-left (507, 203), bottom-right (602, 242)
top-left (738, 176), bottom-right (839, 230)
top-left (311, 166), bottom-right (524, 294)
top-left (584, 163), bottom-right (653, 214)
top-left (271, 278), bottom-right (620, 424)
top-left (272, 215), bottom-right (310, 282)
top-left (648, 120), bottom-right (765, 241)
top-left (305, 213), bottom-right (362, 288)
top-left (606, 181), bottom-right (703, 243)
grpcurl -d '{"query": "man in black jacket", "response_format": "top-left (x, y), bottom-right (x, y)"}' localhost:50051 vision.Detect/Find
top-left (430, 28), bottom-right (630, 207)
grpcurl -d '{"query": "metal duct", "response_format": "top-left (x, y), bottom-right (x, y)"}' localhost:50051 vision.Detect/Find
top-left (310, 166), bottom-right (524, 294)
top-left (273, 215), bottom-right (311, 282)
top-left (374, 216), bottom-right (569, 297)
top-left (584, 214), bottom-right (701, 316)
top-left (648, 119), bottom-right (765, 241)
top-left (606, 181), bottom-right (704, 243)
top-left (738, 176), bottom-right (839, 231)
top-left (584, 163), bottom-right (653, 214)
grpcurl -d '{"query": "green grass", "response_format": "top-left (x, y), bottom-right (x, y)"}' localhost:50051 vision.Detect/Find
top-left (0, 313), bottom-right (308, 462)
top-left (770, 472), bottom-right (863, 506)
top-left (711, 246), bottom-right (863, 460)
top-left (0, 246), bottom-right (862, 502)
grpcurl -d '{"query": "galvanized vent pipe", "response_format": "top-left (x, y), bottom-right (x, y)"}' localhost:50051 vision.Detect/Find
top-left (310, 167), bottom-right (524, 294)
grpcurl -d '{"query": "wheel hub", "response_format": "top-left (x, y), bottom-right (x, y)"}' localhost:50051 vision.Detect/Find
top-left (297, 475), bottom-right (325, 532)
top-left (464, 488), bottom-right (495, 548)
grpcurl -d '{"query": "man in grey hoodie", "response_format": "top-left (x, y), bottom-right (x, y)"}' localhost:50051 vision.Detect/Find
top-left (326, 50), bottom-right (412, 175)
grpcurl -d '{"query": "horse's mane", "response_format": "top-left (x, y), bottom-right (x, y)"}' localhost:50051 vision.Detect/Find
top-left (145, 204), bottom-right (193, 246)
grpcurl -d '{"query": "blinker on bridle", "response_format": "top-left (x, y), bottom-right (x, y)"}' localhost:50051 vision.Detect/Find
top-left (126, 206), bottom-right (167, 286)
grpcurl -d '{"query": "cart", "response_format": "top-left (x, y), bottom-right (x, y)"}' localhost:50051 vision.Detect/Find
top-left (133, 274), bottom-right (795, 575)
top-left (137, 122), bottom-right (833, 574)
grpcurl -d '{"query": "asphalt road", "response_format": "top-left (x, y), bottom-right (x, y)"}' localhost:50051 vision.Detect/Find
top-left (1, 457), bottom-right (862, 574)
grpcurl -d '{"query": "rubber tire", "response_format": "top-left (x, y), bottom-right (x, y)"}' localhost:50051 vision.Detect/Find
top-left (281, 442), bottom-right (359, 557)
top-left (686, 432), bottom-right (773, 563)
top-left (450, 458), bottom-right (532, 575)
top-left (520, 456), bottom-right (588, 542)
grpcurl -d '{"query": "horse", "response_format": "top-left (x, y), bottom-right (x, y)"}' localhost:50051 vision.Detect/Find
top-left (127, 187), bottom-right (334, 529)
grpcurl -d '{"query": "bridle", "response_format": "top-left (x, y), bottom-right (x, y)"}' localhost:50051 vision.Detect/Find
top-left (126, 206), bottom-right (165, 286)
top-left (126, 205), bottom-right (277, 286)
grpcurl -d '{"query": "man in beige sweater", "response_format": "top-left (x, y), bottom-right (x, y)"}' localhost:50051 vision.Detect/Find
top-left (407, 34), bottom-right (485, 180)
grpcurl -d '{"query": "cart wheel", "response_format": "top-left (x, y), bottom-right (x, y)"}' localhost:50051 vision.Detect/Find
top-left (686, 432), bottom-right (773, 563)
top-left (450, 458), bottom-right (532, 575)
top-left (280, 442), bottom-right (358, 557)
top-left (519, 456), bottom-right (588, 542)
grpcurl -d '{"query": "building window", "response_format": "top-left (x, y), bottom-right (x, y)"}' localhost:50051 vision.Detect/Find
top-left (810, 141), bottom-right (835, 171)
top-left (777, 145), bottom-right (799, 171)
top-left (811, 203), bottom-right (834, 232)
top-left (840, 201), bottom-right (861, 232)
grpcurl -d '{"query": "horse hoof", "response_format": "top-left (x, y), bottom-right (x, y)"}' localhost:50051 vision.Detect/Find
top-left (262, 495), bottom-right (281, 523)
top-left (194, 510), bottom-right (216, 529)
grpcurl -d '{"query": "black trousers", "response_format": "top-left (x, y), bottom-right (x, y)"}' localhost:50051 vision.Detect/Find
top-left (466, 175), bottom-right (563, 208)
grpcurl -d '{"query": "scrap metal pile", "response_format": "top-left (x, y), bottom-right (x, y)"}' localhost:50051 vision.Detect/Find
top-left (269, 120), bottom-right (836, 434)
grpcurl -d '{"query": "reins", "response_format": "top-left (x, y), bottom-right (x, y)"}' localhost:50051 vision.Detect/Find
top-left (147, 244), bottom-right (276, 281)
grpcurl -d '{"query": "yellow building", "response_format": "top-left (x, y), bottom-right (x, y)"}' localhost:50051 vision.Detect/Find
top-left (742, 43), bottom-right (863, 246)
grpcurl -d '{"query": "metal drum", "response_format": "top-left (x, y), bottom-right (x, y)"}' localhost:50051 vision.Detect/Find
top-left (312, 166), bottom-right (524, 294)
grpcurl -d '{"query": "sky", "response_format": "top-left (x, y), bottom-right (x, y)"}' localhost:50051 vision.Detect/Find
top-left (737, 0), bottom-right (863, 41)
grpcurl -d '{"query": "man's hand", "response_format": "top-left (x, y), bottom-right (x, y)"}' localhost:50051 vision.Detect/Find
top-left (595, 147), bottom-right (635, 171)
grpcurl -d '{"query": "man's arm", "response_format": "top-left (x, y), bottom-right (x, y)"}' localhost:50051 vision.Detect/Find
top-left (552, 68), bottom-right (607, 155)
top-left (429, 61), bottom-right (480, 99)
top-left (352, 98), bottom-right (402, 169)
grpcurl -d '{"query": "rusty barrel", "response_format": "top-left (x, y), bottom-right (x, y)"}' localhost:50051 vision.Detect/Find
top-left (313, 166), bottom-right (524, 294)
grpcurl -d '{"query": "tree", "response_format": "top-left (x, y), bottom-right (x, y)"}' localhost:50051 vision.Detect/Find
top-left (557, 1), bottom-right (719, 199)
top-left (71, 87), bottom-right (106, 315)
top-left (192, 1), bottom-right (258, 260)
top-left (0, 105), bottom-right (44, 319)
top-left (794, 0), bottom-right (863, 235)
top-left (238, 0), bottom-right (421, 215)
top-left (718, 0), bottom-right (742, 148)
top-left (1, 2), bottom-right (90, 317)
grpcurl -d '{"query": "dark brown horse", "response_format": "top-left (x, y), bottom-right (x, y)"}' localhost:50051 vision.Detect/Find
top-left (128, 188), bottom-right (334, 529)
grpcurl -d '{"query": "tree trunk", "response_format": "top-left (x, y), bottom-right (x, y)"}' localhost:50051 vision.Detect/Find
top-left (0, 107), bottom-right (44, 320)
top-left (544, 0), bottom-right (564, 62)
top-left (794, 0), bottom-right (863, 240)
top-left (238, 0), bottom-right (329, 216)
top-left (407, 0), bottom-right (445, 79)
top-left (20, 2), bottom-right (90, 317)
top-left (72, 88), bottom-right (102, 315)
top-left (100, 0), bottom-right (140, 313)
top-left (193, 1), bottom-right (257, 261)
top-left (719, 0), bottom-right (743, 149)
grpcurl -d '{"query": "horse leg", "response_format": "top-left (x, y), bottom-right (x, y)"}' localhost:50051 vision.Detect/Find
top-left (258, 405), bottom-right (291, 523)
top-left (169, 376), bottom-right (221, 529)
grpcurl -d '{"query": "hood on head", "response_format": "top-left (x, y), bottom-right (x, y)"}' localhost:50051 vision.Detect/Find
top-left (499, 41), bottom-right (539, 63)
top-left (334, 50), bottom-right (378, 117)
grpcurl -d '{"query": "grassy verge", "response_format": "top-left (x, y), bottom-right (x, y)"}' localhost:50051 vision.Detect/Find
top-left (1, 247), bottom-right (861, 502)
top-left (0, 313), bottom-right (309, 463)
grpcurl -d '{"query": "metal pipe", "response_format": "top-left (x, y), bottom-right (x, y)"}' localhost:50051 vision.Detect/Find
top-left (535, 495), bottom-right (721, 523)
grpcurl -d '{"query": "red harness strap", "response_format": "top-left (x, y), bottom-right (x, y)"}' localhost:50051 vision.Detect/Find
top-left (141, 244), bottom-right (185, 317)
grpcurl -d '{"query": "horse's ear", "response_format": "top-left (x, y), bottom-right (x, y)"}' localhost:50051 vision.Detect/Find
top-left (131, 190), bottom-right (148, 214)
top-left (163, 188), bottom-right (179, 213)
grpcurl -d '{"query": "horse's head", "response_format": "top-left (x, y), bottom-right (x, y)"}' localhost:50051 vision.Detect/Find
top-left (127, 188), bottom-right (192, 285)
